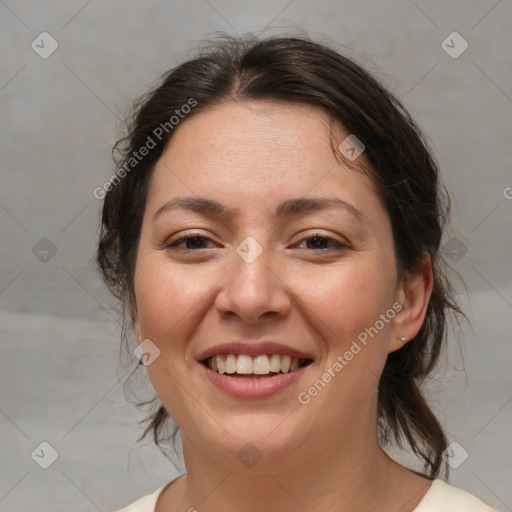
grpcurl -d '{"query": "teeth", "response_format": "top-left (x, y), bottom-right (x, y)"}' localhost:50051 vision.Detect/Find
top-left (206, 354), bottom-right (307, 375)
top-left (225, 354), bottom-right (237, 374)
top-left (269, 354), bottom-right (281, 373)
top-left (253, 355), bottom-right (270, 374)
top-left (236, 354), bottom-right (253, 374)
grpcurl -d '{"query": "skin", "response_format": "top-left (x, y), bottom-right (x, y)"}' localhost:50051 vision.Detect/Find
top-left (132, 100), bottom-right (434, 512)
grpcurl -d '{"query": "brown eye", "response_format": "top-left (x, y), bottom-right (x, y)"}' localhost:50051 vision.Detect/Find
top-left (298, 235), bottom-right (347, 250)
top-left (168, 235), bottom-right (212, 250)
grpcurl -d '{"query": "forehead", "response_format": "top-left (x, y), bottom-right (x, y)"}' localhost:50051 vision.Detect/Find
top-left (146, 100), bottom-right (384, 223)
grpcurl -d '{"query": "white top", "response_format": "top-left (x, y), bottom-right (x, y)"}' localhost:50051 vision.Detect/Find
top-left (113, 478), bottom-right (500, 511)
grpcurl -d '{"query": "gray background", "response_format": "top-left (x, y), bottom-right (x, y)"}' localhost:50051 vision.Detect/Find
top-left (1, 1), bottom-right (511, 511)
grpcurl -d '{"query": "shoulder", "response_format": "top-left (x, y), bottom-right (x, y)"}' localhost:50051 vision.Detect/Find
top-left (414, 479), bottom-right (500, 512)
top-left (111, 482), bottom-right (169, 512)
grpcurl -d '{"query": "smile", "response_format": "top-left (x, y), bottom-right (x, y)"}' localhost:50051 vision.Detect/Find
top-left (202, 354), bottom-right (312, 376)
top-left (200, 355), bottom-right (313, 398)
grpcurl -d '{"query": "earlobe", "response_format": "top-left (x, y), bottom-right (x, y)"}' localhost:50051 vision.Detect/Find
top-left (389, 253), bottom-right (434, 353)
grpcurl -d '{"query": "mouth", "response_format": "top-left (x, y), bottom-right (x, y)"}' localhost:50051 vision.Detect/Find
top-left (196, 341), bottom-right (315, 397)
top-left (201, 354), bottom-right (313, 378)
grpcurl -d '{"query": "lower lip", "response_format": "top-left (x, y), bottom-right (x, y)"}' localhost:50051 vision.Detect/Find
top-left (201, 363), bottom-right (309, 398)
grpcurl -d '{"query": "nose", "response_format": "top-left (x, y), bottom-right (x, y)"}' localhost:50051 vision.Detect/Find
top-left (214, 239), bottom-right (291, 324)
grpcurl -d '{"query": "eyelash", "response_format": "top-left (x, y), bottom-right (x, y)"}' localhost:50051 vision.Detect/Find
top-left (165, 233), bottom-right (348, 252)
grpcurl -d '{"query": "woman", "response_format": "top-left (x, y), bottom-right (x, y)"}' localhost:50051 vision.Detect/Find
top-left (97, 35), bottom-right (499, 512)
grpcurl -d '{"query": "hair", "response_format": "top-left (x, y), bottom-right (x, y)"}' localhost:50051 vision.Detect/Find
top-left (97, 33), bottom-right (466, 479)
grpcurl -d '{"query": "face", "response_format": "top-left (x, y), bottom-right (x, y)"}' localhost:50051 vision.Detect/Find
top-left (132, 100), bottom-right (424, 471)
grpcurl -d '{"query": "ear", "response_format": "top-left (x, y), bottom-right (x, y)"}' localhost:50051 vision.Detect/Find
top-left (389, 253), bottom-right (433, 353)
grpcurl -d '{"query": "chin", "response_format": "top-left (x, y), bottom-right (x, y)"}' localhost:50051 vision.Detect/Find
top-left (181, 409), bottom-right (315, 472)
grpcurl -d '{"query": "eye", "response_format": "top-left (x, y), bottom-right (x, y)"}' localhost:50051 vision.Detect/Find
top-left (166, 234), bottom-right (216, 250)
top-left (164, 233), bottom-right (346, 251)
top-left (296, 235), bottom-right (347, 250)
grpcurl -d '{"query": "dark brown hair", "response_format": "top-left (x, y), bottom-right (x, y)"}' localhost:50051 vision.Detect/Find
top-left (97, 34), bottom-right (465, 478)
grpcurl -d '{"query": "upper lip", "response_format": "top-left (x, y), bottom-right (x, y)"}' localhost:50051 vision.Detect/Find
top-left (196, 341), bottom-right (315, 361)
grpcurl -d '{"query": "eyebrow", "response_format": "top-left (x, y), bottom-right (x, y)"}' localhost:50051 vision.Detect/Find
top-left (152, 196), bottom-right (367, 224)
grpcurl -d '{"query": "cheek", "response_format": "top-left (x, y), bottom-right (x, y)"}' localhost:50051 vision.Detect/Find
top-left (291, 258), bottom-right (396, 346)
top-left (133, 258), bottom-right (210, 423)
top-left (296, 262), bottom-right (396, 416)
top-left (134, 254), bottom-right (210, 337)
